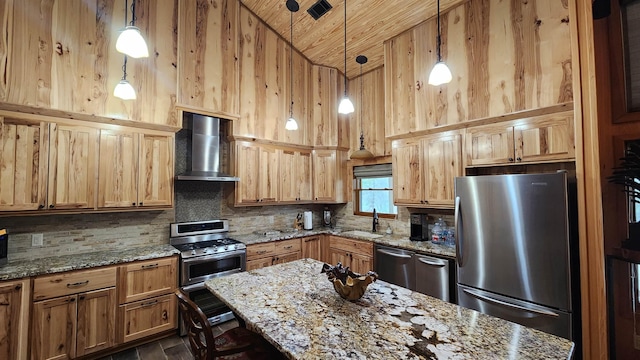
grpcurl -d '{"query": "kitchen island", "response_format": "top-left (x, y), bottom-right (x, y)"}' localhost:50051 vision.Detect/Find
top-left (204, 258), bottom-right (574, 359)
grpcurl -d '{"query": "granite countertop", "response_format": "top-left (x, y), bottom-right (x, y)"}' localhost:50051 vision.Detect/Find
top-left (205, 258), bottom-right (574, 360)
top-left (0, 244), bottom-right (180, 282)
top-left (232, 228), bottom-right (456, 258)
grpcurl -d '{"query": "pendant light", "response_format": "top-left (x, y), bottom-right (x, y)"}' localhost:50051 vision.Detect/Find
top-left (350, 55), bottom-right (374, 160)
top-left (285, 0), bottom-right (299, 131)
top-left (338, 0), bottom-right (354, 114)
top-left (116, 0), bottom-right (149, 59)
top-left (428, 0), bottom-right (452, 86)
top-left (114, 55), bottom-right (136, 100)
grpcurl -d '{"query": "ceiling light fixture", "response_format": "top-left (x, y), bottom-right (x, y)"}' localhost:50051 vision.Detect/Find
top-left (286, 0), bottom-right (299, 131)
top-left (116, 0), bottom-right (149, 59)
top-left (350, 55), bottom-right (374, 160)
top-left (428, 0), bottom-right (452, 86)
top-left (338, 0), bottom-right (354, 114)
top-left (114, 55), bottom-right (136, 100)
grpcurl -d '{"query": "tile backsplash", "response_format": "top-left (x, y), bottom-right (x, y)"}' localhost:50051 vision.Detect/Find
top-left (2, 210), bottom-right (174, 261)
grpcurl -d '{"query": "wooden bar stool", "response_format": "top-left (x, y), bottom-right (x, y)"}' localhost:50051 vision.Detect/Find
top-left (175, 290), bottom-right (284, 360)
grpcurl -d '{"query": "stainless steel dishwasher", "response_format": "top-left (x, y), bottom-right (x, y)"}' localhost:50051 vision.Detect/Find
top-left (374, 246), bottom-right (415, 289)
top-left (415, 253), bottom-right (452, 302)
top-left (375, 245), bottom-right (453, 303)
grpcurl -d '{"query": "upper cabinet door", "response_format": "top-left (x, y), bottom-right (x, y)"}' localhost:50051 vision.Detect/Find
top-left (423, 133), bottom-right (462, 207)
top-left (464, 124), bottom-right (515, 167)
top-left (0, 117), bottom-right (49, 211)
top-left (514, 111), bottom-right (575, 163)
top-left (98, 130), bottom-right (139, 208)
top-left (235, 142), bottom-right (261, 204)
top-left (311, 66), bottom-right (339, 147)
top-left (258, 146), bottom-right (279, 202)
top-left (138, 134), bottom-right (173, 207)
top-left (178, 0), bottom-right (239, 116)
top-left (313, 150), bottom-right (337, 202)
top-left (47, 123), bottom-right (98, 210)
top-left (392, 138), bottom-right (423, 206)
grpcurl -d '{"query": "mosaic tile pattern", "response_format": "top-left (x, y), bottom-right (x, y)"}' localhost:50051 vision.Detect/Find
top-left (205, 259), bottom-right (574, 360)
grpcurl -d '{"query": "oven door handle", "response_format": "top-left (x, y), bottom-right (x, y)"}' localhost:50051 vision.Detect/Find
top-left (180, 249), bottom-right (247, 265)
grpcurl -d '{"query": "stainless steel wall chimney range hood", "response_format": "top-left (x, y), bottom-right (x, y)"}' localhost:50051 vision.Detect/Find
top-left (176, 114), bottom-right (239, 181)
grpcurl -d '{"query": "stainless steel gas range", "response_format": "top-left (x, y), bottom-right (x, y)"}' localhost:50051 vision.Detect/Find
top-left (170, 220), bottom-right (246, 334)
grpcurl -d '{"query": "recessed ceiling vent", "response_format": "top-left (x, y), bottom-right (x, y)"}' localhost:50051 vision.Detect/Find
top-left (307, 0), bottom-right (332, 20)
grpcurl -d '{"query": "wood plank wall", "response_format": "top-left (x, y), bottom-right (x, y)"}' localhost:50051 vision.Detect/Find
top-left (384, 0), bottom-right (572, 137)
top-left (0, 0), bottom-right (179, 128)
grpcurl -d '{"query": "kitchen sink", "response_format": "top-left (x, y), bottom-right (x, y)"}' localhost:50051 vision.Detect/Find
top-left (340, 230), bottom-right (384, 239)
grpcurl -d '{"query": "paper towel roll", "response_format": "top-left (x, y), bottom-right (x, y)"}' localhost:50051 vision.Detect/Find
top-left (303, 211), bottom-right (313, 230)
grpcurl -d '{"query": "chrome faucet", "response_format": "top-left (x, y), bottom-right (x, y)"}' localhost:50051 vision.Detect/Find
top-left (372, 208), bottom-right (379, 232)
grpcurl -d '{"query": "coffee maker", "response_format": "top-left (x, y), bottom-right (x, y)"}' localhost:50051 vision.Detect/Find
top-left (410, 214), bottom-right (429, 241)
top-left (322, 207), bottom-right (332, 227)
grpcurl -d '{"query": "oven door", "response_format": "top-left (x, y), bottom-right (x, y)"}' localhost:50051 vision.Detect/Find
top-left (181, 249), bottom-right (246, 286)
top-left (180, 282), bottom-right (236, 335)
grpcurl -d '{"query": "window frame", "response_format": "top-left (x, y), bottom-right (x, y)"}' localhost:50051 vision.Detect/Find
top-left (353, 164), bottom-right (396, 218)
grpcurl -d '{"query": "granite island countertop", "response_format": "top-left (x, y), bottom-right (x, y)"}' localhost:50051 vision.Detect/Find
top-left (205, 258), bottom-right (574, 360)
top-left (0, 244), bottom-right (180, 281)
top-left (232, 228), bottom-right (456, 258)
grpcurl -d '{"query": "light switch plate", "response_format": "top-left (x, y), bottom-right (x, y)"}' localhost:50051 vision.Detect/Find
top-left (32, 233), bottom-right (43, 247)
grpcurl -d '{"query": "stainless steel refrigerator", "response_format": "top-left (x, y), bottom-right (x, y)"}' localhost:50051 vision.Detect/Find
top-left (455, 172), bottom-right (580, 342)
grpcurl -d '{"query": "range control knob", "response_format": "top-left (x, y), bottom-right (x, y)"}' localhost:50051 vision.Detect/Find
top-left (191, 250), bottom-right (196, 256)
top-left (224, 245), bottom-right (229, 250)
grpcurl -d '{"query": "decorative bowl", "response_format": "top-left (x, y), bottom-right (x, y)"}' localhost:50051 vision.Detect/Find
top-left (321, 263), bottom-right (378, 301)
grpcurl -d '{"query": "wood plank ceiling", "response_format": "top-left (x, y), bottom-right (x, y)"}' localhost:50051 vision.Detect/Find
top-left (240, 0), bottom-right (465, 79)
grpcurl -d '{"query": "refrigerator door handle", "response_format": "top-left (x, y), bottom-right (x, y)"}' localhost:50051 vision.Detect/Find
top-left (454, 196), bottom-right (462, 266)
top-left (462, 287), bottom-right (560, 318)
top-left (376, 249), bottom-right (413, 259)
top-left (416, 256), bottom-right (447, 267)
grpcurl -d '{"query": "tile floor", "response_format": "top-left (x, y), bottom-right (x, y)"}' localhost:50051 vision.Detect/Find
top-left (97, 320), bottom-right (239, 360)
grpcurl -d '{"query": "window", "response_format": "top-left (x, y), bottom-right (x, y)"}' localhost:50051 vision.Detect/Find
top-left (353, 164), bottom-right (397, 217)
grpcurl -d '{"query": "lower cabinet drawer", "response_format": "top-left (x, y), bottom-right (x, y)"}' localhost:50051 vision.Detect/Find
top-left (118, 293), bottom-right (177, 343)
top-left (33, 267), bottom-right (117, 301)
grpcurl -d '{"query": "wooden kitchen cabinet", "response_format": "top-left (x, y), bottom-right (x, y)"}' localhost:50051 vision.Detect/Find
top-left (313, 149), bottom-right (347, 203)
top-left (280, 149), bottom-right (313, 202)
top-left (392, 132), bottom-right (462, 208)
top-left (0, 117), bottom-right (49, 212)
top-left (328, 236), bottom-right (374, 274)
top-left (246, 239), bottom-right (302, 270)
top-left (98, 130), bottom-right (173, 209)
top-left (138, 134), bottom-right (174, 207)
top-left (301, 235), bottom-right (325, 262)
top-left (464, 111), bottom-right (575, 167)
top-left (0, 278), bottom-right (30, 360)
top-left (310, 65), bottom-right (340, 147)
top-left (31, 268), bottom-right (117, 360)
top-left (234, 142), bottom-right (279, 205)
top-left (118, 257), bottom-right (177, 304)
top-left (47, 123), bottom-right (98, 210)
top-left (117, 257), bottom-right (178, 344)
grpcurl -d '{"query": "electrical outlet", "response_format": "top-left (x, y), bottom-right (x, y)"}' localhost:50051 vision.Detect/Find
top-left (31, 233), bottom-right (43, 247)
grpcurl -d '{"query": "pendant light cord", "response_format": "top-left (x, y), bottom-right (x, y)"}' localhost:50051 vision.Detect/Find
top-left (436, 0), bottom-right (442, 62)
top-left (290, 11), bottom-right (294, 117)
top-left (359, 63), bottom-right (363, 138)
top-left (124, 0), bottom-right (128, 26)
top-left (343, 0), bottom-right (348, 96)
top-left (130, 0), bottom-right (137, 27)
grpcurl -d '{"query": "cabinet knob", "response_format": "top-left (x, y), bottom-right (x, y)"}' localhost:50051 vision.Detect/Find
top-left (516, 157), bottom-right (522, 162)
top-left (508, 157), bottom-right (514, 162)
top-left (49, 204), bottom-right (54, 208)
top-left (132, 202), bottom-right (136, 206)
top-left (69, 297), bottom-right (76, 302)
top-left (79, 295), bottom-right (85, 300)
top-left (139, 202), bottom-right (143, 206)
top-left (38, 204), bottom-right (44, 209)
top-left (14, 284), bottom-right (21, 291)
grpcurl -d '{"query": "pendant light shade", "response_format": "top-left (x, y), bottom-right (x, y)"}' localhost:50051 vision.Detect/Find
top-left (338, 0), bottom-right (354, 115)
top-left (429, 0), bottom-right (452, 86)
top-left (338, 97), bottom-right (355, 114)
top-left (116, 26), bottom-right (149, 58)
top-left (350, 55), bottom-right (373, 160)
top-left (116, 0), bottom-right (149, 59)
top-left (114, 55), bottom-right (136, 100)
top-left (286, 1), bottom-right (299, 131)
top-left (428, 62), bottom-right (452, 86)
top-left (114, 79), bottom-right (137, 100)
